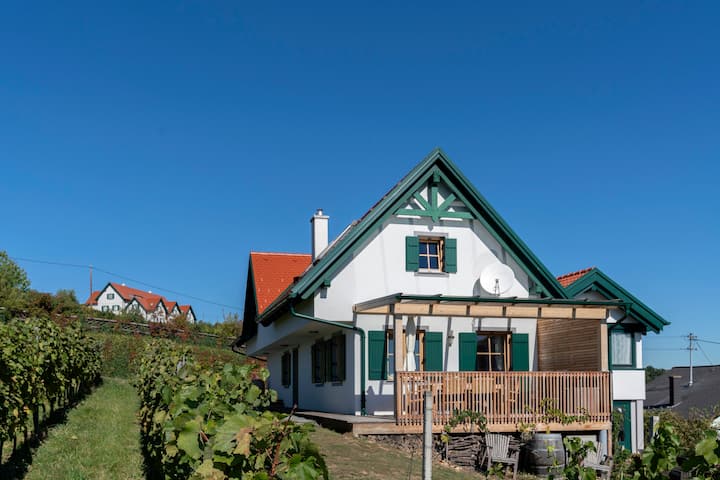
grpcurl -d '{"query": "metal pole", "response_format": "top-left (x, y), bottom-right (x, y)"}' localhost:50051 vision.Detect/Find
top-left (422, 390), bottom-right (432, 480)
top-left (688, 333), bottom-right (696, 386)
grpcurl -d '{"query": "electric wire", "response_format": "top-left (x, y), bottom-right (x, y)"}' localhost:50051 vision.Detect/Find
top-left (696, 342), bottom-right (715, 365)
top-left (10, 255), bottom-right (242, 310)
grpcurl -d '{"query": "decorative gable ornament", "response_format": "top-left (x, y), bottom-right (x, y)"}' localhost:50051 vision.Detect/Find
top-left (395, 172), bottom-right (472, 222)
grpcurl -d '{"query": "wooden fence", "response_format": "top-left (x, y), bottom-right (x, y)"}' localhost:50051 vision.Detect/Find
top-left (396, 371), bottom-right (611, 429)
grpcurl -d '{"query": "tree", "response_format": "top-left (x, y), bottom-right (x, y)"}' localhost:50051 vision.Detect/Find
top-left (0, 251), bottom-right (30, 318)
top-left (646, 365), bottom-right (667, 383)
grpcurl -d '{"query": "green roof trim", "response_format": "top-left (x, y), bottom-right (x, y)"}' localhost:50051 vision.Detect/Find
top-left (283, 148), bottom-right (568, 308)
top-left (564, 268), bottom-right (669, 334)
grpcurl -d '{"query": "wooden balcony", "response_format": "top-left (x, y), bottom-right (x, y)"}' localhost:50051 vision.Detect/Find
top-left (395, 371), bottom-right (611, 432)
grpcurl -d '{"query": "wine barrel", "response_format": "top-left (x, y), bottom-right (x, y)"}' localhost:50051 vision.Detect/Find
top-left (525, 433), bottom-right (565, 477)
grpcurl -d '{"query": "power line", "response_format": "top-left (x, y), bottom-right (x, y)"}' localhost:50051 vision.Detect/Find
top-left (645, 348), bottom-right (686, 351)
top-left (11, 256), bottom-right (242, 311)
top-left (697, 338), bottom-right (720, 346)
top-left (696, 342), bottom-right (714, 365)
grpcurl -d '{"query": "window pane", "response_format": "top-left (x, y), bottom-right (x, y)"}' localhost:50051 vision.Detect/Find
top-left (476, 355), bottom-right (490, 371)
top-left (477, 335), bottom-right (489, 353)
top-left (490, 336), bottom-right (505, 353)
top-left (428, 242), bottom-right (438, 255)
top-left (419, 256), bottom-right (428, 268)
top-left (612, 331), bottom-right (632, 365)
top-left (429, 257), bottom-right (439, 269)
top-left (419, 242), bottom-right (429, 254)
top-left (492, 355), bottom-right (505, 372)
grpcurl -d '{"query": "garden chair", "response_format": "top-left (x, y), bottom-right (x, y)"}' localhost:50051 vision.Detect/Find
top-left (478, 433), bottom-right (519, 480)
top-left (582, 445), bottom-right (613, 480)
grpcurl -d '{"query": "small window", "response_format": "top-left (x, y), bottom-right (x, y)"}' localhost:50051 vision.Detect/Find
top-left (475, 332), bottom-right (509, 372)
top-left (281, 352), bottom-right (291, 387)
top-left (611, 330), bottom-right (634, 367)
top-left (328, 335), bottom-right (346, 382)
top-left (112, 305), bottom-right (120, 311)
top-left (107, 293), bottom-right (115, 300)
top-left (101, 306), bottom-right (109, 312)
top-left (419, 238), bottom-right (443, 270)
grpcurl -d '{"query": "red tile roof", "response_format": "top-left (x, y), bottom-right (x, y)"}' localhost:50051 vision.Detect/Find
top-left (86, 290), bottom-right (101, 305)
top-left (179, 305), bottom-right (192, 314)
top-left (557, 267), bottom-right (595, 287)
top-left (251, 252), bottom-right (312, 314)
top-left (165, 301), bottom-right (178, 312)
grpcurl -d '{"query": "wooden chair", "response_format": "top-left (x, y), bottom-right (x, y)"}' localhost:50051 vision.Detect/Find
top-left (582, 445), bottom-right (613, 480)
top-left (478, 433), bottom-right (519, 480)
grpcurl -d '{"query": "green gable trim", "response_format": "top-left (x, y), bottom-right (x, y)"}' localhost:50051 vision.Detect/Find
top-left (565, 268), bottom-right (669, 333)
top-left (283, 149), bottom-right (568, 307)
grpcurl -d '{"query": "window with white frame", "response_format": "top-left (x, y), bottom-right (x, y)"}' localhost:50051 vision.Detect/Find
top-left (611, 330), bottom-right (634, 367)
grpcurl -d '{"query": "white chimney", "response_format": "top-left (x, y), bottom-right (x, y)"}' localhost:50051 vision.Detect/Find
top-left (311, 209), bottom-right (329, 261)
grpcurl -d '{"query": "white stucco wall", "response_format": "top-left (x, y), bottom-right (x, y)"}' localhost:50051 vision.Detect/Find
top-left (613, 370), bottom-right (646, 400)
top-left (92, 285), bottom-right (128, 313)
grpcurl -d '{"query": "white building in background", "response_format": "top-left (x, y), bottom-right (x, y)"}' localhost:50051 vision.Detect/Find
top-left (233, 149), bottom-right (668, 453)
top-left (86, 282), bottom-right (197, 323)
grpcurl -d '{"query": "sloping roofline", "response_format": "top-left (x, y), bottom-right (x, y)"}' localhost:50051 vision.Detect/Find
top-left (564, 267), bottom-right (669, 333)
top-left (256, 148), bottom-right (568, 323)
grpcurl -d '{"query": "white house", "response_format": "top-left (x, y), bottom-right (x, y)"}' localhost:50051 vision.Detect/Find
top-left (234, 149), bottom-right (668, 453)
top-left (86, 282), bottom-right (196, 323)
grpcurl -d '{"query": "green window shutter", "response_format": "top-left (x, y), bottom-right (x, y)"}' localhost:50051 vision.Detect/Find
top-left (444, 238), bottom-right (457, 273)
top-left (424, 332), bottom-right (443, 371)
top-left (405, 236), bottom-right (419, 271)
top-left (368, 331), bottom-right (386, 380)
top-left (458, 333), bottom-right (477, 371)
top-left (511, 333), bottom-right (530, 371)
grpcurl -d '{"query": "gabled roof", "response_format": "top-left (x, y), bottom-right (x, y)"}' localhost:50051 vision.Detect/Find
top-left (563, 267), bottom-right (669, 333)
top-left (179, 305), bottom-right (195, 317)
top-left (249, 252), bottom-right (312, 314)
top-left (257, 148), bottom-right (568, 323)
top-left (85, 290), bottom-right (101, 306)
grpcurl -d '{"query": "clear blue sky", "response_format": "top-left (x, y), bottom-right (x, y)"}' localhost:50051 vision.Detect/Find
top-left (1, 2), bottom-right (718, 368)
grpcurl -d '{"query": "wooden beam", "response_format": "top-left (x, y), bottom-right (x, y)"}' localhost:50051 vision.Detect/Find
top-left (540, 307), bottom-right (575, 319)
top-left (575, 307), bottom-right (607, 320)
top-left (394, 303), bottom-right (430, 315)
top-left (431, 304), bottom-right (469, 316)
top-left (505, 306), bottom-right (538, 318)
top-left (355, 305), bottom-right (391, 315)
top-left (468, 305), bottom-right (505, 317)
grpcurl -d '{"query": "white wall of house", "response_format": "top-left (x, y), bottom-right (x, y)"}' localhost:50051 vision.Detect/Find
top-left (91, 285), bottom-right (128, 313)
top-left (313, 217), bottom-right (532, 323)
top-left (613, 370), bottom-right (646, 400)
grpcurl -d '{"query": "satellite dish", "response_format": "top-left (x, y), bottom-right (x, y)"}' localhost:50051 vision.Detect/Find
top-left (479, 263), bottom-right (515, 296)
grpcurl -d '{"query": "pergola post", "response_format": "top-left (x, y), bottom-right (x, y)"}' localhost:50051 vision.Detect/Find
top-left (394, 314), bottom-right (404, 420)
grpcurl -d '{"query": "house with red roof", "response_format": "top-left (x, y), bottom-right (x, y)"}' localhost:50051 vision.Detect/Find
top-left (234, 149), bottom-right (667, 455)
top-left (86, 282), bottom-right (196, 323)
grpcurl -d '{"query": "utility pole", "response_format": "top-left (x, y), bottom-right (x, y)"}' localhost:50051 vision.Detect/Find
top-left (688, 333), bottom-right (698, 386)
top-left (89, 264), bottom-right (93, 299)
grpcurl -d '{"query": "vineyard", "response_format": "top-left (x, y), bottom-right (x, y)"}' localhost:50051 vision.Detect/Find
top-left (137, 340), bottom-right (328, 479)
top-left (0, 317), bottom-right (102, 460)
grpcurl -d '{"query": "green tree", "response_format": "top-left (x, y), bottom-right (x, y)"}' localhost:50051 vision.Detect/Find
top-left (0, 251), bottom-right (30, 318)
top-left (645, 365), bottom-right (666, 383)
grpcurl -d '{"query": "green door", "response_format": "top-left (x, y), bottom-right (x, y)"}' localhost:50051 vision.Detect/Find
top-left (613, 401), bottom-right (632, 451)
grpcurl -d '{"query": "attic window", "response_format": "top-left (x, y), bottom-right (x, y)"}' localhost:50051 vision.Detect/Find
top-left (107, 293), bottom-right (115, 300)
top-left (405, 236), bottom-right (457, 273)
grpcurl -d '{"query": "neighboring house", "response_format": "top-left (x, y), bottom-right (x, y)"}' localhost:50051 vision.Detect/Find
top-left (86, 282), bottom-right (196, 323)
top-left (233, 149), bottom-right (668, 453)
top-left (558, 267), bottom-right (668, 452)
top-left (646, 365), bottom-right (720, 417)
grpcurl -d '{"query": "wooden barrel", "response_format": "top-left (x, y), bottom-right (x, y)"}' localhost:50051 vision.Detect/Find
top-left (525, 433), bottom-right (565, 477)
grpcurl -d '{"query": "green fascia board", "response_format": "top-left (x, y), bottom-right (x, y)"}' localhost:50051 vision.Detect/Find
top-left (564, 268), bottom-right (669, 333)
top-left (287, 148), bottom-right (568, 302)
top-left (237, 256), bottom-right (261, 345)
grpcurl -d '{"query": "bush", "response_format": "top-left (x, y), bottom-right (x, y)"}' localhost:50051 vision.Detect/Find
top-left (136, 340), bottom-right (327, 479)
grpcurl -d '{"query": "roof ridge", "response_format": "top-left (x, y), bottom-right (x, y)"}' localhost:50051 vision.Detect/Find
top-left (250, 251), bottom-right (311, 256)
top-left (557, 266), bottom-right (596, 280)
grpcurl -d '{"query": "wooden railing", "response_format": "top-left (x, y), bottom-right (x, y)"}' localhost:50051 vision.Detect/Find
top-left (395, 371), bottom-right (611, 428)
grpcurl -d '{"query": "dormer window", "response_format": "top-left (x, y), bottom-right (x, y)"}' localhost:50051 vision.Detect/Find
top-left (405, 236), bottom-right (457, 273)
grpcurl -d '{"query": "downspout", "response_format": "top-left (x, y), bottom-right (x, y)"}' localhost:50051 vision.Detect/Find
top-left (290, 304), bottom-right (367, 415)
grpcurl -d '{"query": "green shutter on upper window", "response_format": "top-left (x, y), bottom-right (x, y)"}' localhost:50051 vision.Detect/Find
top-left (458, 332), bottom-right (477, 371)
top-left (424, 332), bottom-right (443, 371)
top-left (511, 333), bottom-right (530, 371)
top-left (368, 331), bottom-right (386, 380)
top-left (405, 236), bottom-right (419, 271)
top-left (444, 238), bottom-right (457, 273)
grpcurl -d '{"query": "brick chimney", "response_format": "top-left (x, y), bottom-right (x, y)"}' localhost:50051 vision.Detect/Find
top-left (311, 209), bottom-right (329, 261)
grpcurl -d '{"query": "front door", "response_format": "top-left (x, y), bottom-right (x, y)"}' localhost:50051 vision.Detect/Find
top-left (613, 400), bottom-right (632, 451)
top-left (292, 348), bottom-right (299, 408)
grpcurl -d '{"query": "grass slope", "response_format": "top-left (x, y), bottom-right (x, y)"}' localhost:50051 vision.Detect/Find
top-left (310, 427), bottom-right (481, 479)
top-left (24, 378), bottom-right (143, 480)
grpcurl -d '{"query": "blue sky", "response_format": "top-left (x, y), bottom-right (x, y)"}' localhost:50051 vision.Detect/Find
top-left (1, 2), bottom-right (718, 368)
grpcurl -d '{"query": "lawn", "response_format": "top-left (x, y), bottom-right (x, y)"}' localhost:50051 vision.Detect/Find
top-left (310, 427), bottom-right (482, 479)
top-left (23, 377), bottom-right (143, 480)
